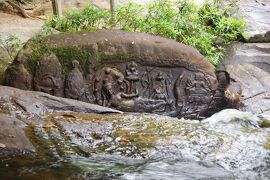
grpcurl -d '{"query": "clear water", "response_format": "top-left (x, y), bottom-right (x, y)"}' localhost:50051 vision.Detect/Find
top-left (0, 109), bottom-right (269, 179)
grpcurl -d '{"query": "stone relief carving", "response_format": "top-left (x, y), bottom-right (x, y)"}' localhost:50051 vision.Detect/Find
top-left (87, 61), bottom-right (214, 118)
top-left (182, 72), bottom-right (212, 119)
top-left (93, 67), bottom-right (127, 107)
top-left (125, 61), bottom-right (139, 96)
top-left (65, 60), bottom-right (85, 100)
top-left (5, 57), bottom-right (224, 119)
top-left (4, 54), bottom-right (32, 90)
top-left (173, 70), bottom-right (213, 119)
top-left (3, 30), bottom-right (232, 119)
top-left (34, 54), bottom-right (64, 97)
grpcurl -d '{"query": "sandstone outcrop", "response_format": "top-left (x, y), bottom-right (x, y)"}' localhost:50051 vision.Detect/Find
top-left (233, 0), bottom-right (270, 42)
top-left (219, 43), bottom-right (270, 116)
top-left (4, 30), bottom-right (229, 119)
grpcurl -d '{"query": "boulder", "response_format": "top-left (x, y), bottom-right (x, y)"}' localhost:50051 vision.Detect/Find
top-left (234, 0), bottom-right (270, 42)
top-left (4, 30), bottom-right (229, 119)
top-left (219, 42), bottom-right (270, 116)
top-left (0, 85), bottom-right (121, 115)
top-left (0, 113), bottom-right (35, 157)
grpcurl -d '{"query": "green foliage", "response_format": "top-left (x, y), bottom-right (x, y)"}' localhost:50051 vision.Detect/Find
top-left (45, 5), bottom-right (110, 32)
top-left (44, 0), bottom-right (245, 66)
top-left (0, 34), bottom-right (23, 60)
top-left (114, 2), bottom-right (144, 31)
top-left (0, 34), bottom-right (23, 84)
top-left (199, 1), bottom-right (245, 42)
top-left (26, 39), bottom-right (48, 75)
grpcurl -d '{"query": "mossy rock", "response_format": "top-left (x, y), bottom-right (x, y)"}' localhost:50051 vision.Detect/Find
top-left (10, 29), bottom-right (216, 77)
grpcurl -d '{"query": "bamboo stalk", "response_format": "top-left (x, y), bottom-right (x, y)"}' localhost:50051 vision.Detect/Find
top-left (110, 0), bottom-right (115, 20)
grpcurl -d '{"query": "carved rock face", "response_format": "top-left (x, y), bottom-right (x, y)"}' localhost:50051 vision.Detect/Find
top-left (34, 54), bottom-right (64, 97)
top-left (65, 60), bottom-right (84, 100)
top-left (4, 30), bottom-right (229, 119)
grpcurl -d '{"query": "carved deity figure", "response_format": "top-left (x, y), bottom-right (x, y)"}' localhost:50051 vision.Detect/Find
top-left (101, 77), bottom-right (114, 106)
top-left (65, 60), bottom-right (84, 100)
top-left (4, 54), bottom-right (32, 90)
top-left (184, 73), bottom-right (212, 118)
top-left (94, 67), bottom-right (126, 107)
top-left (151, 72), bottom-right (172, 112)
top-left (125, 61), bottom-right (139, 95)
top-left (186, 73), bottom-right (209, 104)
top-left (34, 54), bottom-right (64, 97)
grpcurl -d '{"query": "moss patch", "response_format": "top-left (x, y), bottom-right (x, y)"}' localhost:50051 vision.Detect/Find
top-left (260, 119), bottom-right (270, 128)
top-left (24, 40), bottom-right (134, 76)
top-left (51, 47), bottom-right (94, 73)
top-left (264, 136), bottom-right (270, 150)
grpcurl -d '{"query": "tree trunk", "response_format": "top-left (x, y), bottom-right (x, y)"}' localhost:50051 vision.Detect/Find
top-left (51, 0), bottom-right (62, 17)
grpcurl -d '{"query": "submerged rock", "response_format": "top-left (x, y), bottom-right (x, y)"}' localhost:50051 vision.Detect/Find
top-left (4, 30), bottom-right (230, 119)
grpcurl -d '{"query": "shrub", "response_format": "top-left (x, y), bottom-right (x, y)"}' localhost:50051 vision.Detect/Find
top-left (0, 34), bottom-right (22, 60)
top-left (44, 0), bottom-right (245, 66)
top-left (0, 34), bottom-right (23, 84)
top-left (45, 5), bottom-right (110, 32)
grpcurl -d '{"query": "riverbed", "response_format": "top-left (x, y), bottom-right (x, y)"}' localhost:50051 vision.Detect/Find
top-left (0, 109), bottom-right (269, 179)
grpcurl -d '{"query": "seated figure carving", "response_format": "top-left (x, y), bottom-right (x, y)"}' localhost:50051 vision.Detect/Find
top-left (34, 54), bottom-right (64, 97)
top-left (125, 61), bottom-right (139, 96)
top-left (4, 54), bottom-right (32, 90)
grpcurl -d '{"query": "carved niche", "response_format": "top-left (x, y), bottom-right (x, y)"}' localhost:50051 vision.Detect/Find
top-left (174, 70), bottom-right (213, 119)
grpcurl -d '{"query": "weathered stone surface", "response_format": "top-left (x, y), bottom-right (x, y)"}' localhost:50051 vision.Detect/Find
top-left (234, 0), bottom-right (270, 42)
top-left (219, 42), bottom-right (270, 115)
top-left (0, 113), bottom-right (35, 157)
top-left (4, 30), bottom-right (229, 119)
top-left (0, 85), bottom-right (121, 115)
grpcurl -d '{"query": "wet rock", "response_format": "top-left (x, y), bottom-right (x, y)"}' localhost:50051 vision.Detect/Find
top-left (219, 42), bottom-right (270, 115)
top-left (0, 113), bottom-right (35, 157)
top-left (0, 85), bottom-right (122, 115)
top-left (234, 0), bottom-right (270, 42)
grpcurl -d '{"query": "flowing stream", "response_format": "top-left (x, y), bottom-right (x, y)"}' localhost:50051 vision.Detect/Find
top-left (0, 109), bottom-right (269, 179)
